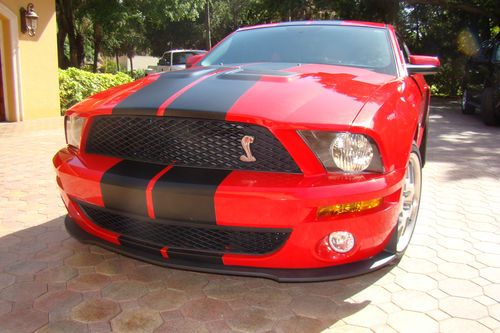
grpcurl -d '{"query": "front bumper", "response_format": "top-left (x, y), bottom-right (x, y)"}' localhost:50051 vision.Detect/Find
top-left (65, 215), bottom-right (398, 282)
top-left (54, 147), bottom-right (405, 279)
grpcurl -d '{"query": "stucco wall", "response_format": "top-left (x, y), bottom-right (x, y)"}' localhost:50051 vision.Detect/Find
top-left (0, 0), bottom-right (60, 120)
top-left (118, 55), bottom-right (159, 71)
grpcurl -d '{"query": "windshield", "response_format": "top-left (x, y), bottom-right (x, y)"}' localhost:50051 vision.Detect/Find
top-left (201, 25), bottom-right (396, 75)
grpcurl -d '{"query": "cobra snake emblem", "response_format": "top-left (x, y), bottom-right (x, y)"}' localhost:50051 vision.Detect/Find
top-left (239, 135), bottom-right (256, 162)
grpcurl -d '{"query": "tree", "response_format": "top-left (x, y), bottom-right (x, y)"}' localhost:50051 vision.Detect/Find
top-left (80, 0), bottom-right (127, 72)
top-left (141, 0), bottom-right (205, 55)
top-left (205, 1), bottom-right (212, 49)
top-left (118, 11), bottom-right (148, 73)
top-left (56, 0), bottom-right (86, 68)
top-left (55, 0), bottom-right (499, 96)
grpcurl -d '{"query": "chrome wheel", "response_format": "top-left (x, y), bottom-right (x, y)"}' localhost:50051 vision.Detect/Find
top-left (396, 151), bottom-right (422, 252)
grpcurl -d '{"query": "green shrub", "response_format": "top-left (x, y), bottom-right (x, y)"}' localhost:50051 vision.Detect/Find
top-left (100, 59), bottom-right (127, 74)
top-left (131, 69), bottom-right (147, 80)
top-left (59, 67), bottom-right (133, 112)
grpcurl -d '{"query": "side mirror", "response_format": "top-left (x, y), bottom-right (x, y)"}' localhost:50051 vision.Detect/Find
top-left (407, 55), bottom-right (440, 75)
top-left (186, 54), bottom-right (204, 68)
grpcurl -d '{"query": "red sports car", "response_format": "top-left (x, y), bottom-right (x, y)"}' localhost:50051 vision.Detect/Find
top-left (54, 21), bottom-right (439, 281)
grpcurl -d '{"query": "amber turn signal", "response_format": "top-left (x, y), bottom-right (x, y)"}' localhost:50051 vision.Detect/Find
top-left (318, 198), bottom-right (383, 218)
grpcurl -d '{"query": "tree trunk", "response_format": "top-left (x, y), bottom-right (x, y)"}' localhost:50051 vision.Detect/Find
top-left (129, 56), bottom-right (134, 73)
top-left (55, 0), bottom-right (70, 69)
top-left (205, 1), bottom-right (212, 49)
top-left (76, 34), bottom-right (85, 67)
top-left (92, 24), bottom-right (103, 73)
top-left (57, 0), bottom-right (84, 68)
top-left (69, 36), bottom-right (80, 68)
top-left (57, 30), bottom-right (70, 69)
top-left (115, 52), bottom-right (120, 72)
top-left (92, 47), bottom-right (99, 73)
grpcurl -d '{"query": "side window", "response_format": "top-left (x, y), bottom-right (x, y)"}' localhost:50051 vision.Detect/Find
top-left (173, 52), bottom-right (194, 65)
top-left (172, 53), bottom-right (182, 65)
top-left (159, 52), bottom-right (171, 66)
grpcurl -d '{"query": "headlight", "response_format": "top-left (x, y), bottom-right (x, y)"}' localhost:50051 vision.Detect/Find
top-left (299, 131), bottom-right (383, 173)
top-left (330, 133), bottom-right (373, 172)
top-left (65, 115), bottom-right (85, 149)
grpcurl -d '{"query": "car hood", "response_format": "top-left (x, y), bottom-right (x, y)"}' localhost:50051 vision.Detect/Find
top-left (74, 63), bottom-right (397, 127)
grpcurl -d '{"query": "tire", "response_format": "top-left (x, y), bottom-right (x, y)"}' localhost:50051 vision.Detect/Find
top-left (419, 127), bottom-right (428, 167)
top-left (395, 144), bottom-right (422, 255)
top-left (461, 89), bottom-right (475, 114)
top-left (481, 87), bottom-right (500, 126)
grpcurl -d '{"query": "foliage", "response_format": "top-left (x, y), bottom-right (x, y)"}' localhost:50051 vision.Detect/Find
top-left (99, 58), bottom-right (126, 74)
top-left (398, 1), bottom-right (498, 96)
top-left (56, 0), bottom-right (500, 96)
top-left (130, 70), bottom-right (147, 80)
top-left (59, 67), bottom-right (133, 112)
top-left (57, 0), bottom-right (205, 69)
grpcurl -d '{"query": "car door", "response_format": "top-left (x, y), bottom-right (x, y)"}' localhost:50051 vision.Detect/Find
top-left (157, 52), bottom-right (172, 72)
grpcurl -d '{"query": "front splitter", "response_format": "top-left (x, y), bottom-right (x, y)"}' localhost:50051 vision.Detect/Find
top-left (65, 215), bottom-right (398, 282)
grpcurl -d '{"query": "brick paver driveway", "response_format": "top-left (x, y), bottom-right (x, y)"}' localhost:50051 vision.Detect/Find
top-left (0, 98), bottom-right (499, 333)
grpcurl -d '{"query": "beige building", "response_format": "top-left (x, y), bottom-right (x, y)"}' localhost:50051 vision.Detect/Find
top-left (118, 55), bottom-right (159, 71)
top-left (0, 0), bottom-right (60, 121)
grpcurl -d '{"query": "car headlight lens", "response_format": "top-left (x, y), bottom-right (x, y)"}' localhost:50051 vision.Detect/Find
top-left (299, 131), bottom-right (383, 173)
top-left (330, 133), bottom-right (373, 172)
top-left (65, 115), bottom-right (85, 149)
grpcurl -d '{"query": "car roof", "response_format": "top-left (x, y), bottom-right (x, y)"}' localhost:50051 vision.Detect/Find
top-left (163, 49), bottom-right (206, 54)
top-left (238, 20), bottom-right (388, 31)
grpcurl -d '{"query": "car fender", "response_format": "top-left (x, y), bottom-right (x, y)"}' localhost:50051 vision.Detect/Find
top-left (351, 79), bottom-right (420, 172)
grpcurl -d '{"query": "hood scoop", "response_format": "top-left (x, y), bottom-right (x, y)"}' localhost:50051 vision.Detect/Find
top-left (219, 67), bottom-right (298, 82)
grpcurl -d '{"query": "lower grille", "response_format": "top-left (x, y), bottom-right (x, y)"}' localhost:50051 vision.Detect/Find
top-left (79, 203), bottom-right (291, 255)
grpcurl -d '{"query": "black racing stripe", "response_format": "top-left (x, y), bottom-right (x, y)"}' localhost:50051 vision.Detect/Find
top-left (113, 68), bottom-right (218, 115)
top-left (166, 72), bottom-right (260, 120)
top-left (152, 167), bottom-right (231, 224)
top-left (101, 160), bottom-right (165, 216)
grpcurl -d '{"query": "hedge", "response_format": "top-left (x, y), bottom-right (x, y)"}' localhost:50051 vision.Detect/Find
top-left (59, 67), bottom-right (133, 112)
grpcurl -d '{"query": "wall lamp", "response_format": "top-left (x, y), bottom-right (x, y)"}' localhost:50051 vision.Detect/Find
top-left (20, 3), bottom-right (39, 37)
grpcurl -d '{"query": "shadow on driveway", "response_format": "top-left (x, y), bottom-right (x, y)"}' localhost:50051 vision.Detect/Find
top-left (0, 215), bottom-right (394, 332)
top-left (427, 98), bottom-right (500, 182)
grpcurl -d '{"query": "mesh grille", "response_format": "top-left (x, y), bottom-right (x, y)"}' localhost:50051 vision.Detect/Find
top-left (80, 203), bottom-right (291, 255)
top-left (85, 116), bottom-right (301, 173)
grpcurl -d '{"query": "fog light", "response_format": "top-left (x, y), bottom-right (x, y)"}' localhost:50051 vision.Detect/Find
top-left (328, 231), bottom-right (355, 253)
top-left (318, 198), bottom-right (382, 218)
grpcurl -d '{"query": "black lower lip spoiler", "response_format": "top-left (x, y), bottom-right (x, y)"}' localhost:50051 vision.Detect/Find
top-left (65, 215), bottom-right (398, 283)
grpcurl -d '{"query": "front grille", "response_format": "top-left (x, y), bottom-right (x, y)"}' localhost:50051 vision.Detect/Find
top-left (79, 203), bottom-right (291, 255)
top-left (85, 116), bottom-right (301, 173)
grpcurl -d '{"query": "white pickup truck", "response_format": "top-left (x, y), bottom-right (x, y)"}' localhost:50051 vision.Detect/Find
top-left (146, 49), bottom-right (206, 74)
